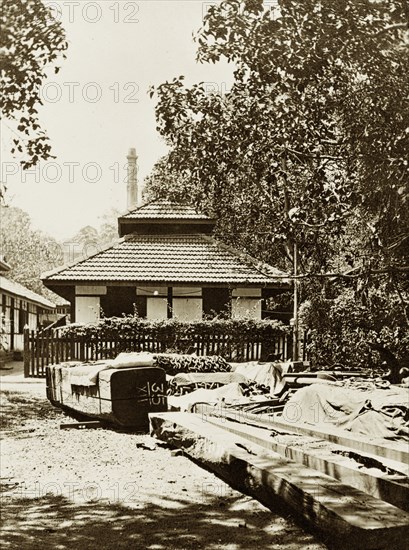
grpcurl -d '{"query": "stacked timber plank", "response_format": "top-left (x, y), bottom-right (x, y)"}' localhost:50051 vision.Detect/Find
top-left (150, 408), bottom-right (409, 549)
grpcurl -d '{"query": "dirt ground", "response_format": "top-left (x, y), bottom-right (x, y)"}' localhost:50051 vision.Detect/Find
top-left (0, 364), bottom-right (327, 550)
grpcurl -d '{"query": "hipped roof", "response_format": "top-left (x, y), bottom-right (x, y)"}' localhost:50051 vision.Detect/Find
top-left (42, 233), bottom-right (289, 287)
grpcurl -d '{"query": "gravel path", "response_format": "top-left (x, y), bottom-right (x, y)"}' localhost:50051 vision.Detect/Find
top-left (0, 371), bottom-right (327, 550)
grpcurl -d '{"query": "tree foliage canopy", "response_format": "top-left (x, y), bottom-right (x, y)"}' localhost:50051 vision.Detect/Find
top-left (0, 205), bottom-right (120, 301)
top-left (147, 0), bottom-right (409, 366)
top-left (1, 0), bottom-right (68, 170)
top-left (0, 205), bottom-right (63, 298)
top-left (149, 0), bottom-right (408, 274)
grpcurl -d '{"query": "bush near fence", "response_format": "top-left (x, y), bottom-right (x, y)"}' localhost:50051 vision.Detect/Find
top-left (24, 316), bottom-right (291, 377)
top-left (58, 316), bottom-right (290, 358)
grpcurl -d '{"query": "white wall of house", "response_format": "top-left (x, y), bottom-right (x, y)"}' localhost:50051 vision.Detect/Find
top-left (74, 286), bottom-right (106, 323)
top-left (75, 296), bottom-right (100, 324)
top-left (139, 287), bottom-right (168, 320)
top-left (75, 285), bottom-right (107, 296)
top-left (70, 285), bottom-right (266, 322)
top-left (172, 298), bottom-right (202, 321)
top-left (146, 298), bottom-right (168, 319)
top-left (13, 334), bottom-right (23, 351)
top-left (172, 287), bottom-right (202, 321)
top-left (231, 298), bottom-right (262, 319)
top-left (138, 286), bottom-right (204, 321)
top-left (231, 288), bottom-right (262, 320)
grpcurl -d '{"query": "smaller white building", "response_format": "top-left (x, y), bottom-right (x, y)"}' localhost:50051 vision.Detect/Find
top-left (0, 276), bottom-right (57, 354)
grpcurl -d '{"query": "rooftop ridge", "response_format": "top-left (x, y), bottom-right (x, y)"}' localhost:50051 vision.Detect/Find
top-left (120, 198), bottom-right (214, 221)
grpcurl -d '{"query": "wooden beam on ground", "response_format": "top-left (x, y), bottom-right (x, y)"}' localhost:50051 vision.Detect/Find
top-left (59, 421), bottom-right (102, 430)
top-left (194, 404), bottom-right (409, 465)
top-left (150, 412), bottom-right (409, 549)
top-left (282, 372), bottom-right (364, 378)
top-left (203, 414), bottom-right (409, 512)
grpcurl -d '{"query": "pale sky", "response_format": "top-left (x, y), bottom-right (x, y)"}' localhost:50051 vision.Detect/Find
top-left (1, 0), bottom-right (233, 240)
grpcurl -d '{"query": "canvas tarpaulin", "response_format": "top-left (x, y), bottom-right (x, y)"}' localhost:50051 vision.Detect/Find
top-left (282, 380), bottom-right (409, 440)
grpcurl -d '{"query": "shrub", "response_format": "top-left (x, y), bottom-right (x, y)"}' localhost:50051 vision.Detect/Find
top-left (58, 316), bottom-right (290, 361)
top-left (299, 286), bottom-right (409, 371)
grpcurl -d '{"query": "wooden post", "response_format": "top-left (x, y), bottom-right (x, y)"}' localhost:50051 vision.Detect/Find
top-left (31, 329), bottom-right (35, 373)
top-left (23, 325), bottom-right (30, 377)
top-left (70, 333), bottom-right (75, 361)
top-left (41, 329), bottom-right (48, 375)
top-left (292, 243), bottom-right (299, 361)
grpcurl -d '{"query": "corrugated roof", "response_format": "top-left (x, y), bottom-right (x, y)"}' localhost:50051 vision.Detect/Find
top-left (120, 199), bottom-right (214, 221)
top-left (0, 276), bottom-right (56, 308)
top-left (43, 234), bottom-right (288, 286)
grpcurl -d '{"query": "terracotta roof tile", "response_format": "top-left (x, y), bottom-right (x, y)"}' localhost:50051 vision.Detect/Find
top-left (121, 199), bottom-right (213, 221)
top-left (43, 234), bottom-right (288, 286)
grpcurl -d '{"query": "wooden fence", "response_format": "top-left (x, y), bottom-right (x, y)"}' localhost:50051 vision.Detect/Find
top-left (23, 327), bottom-right (293, 378)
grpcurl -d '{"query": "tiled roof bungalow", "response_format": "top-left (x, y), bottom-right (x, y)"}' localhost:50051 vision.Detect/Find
top-left (42, 150), bottom-right (290, 324)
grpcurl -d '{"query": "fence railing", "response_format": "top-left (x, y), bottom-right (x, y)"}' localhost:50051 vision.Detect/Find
top-left (23, 327), bottom-right (293, 378)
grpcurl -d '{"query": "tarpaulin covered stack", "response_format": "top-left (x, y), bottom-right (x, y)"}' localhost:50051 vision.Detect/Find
top-left (282, 379), bottom-right (409, 440)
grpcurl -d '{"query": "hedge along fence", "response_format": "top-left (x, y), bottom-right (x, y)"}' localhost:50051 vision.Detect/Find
top-left (59, 317), bottom-right (291, 358)
top-left (24, 317), bottom-right (292, 377)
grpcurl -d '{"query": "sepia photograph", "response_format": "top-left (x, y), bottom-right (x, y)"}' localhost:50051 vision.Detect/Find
top-left (1, 1), bottom-right (408, 548)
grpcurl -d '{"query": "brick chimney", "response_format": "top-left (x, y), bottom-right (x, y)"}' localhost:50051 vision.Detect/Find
top-left (127, 147), bottom-right (138, 211)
